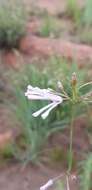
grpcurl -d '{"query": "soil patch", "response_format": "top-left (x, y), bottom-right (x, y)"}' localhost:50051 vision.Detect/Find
top-left (0, 163), bottom-right (79, 190)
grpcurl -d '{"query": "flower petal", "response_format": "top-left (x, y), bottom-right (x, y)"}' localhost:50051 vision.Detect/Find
top-left (32, 102), bottom-right (54, 117)
top-left (25, 85), bottom-right (63, 102)
top-left (25, 94), bottom-right (51, 100)
top-left (41, 102), bottom-right (60, 119)
top-left (40, 180), bottom-right (53, 190)
top-left (25, 85), bottom-right (63, 119)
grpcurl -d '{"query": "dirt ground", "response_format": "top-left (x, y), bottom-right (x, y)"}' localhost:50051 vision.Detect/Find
top-left (0, 163), bottom-right (58, 190)
top-left (0, 163), bottom-right (79, 190)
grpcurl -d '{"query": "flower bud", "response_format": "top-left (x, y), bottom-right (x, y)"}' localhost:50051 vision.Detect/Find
top-left (71, 72), bottom-right (77, 86)
top-left (57, 81), bottom-right (64, 90)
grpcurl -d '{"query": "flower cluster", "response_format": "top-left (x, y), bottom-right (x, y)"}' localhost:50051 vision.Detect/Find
top-left (25, 85), bottom-right (63, 119)
top-left (25, 73), bottom-right (92, 119)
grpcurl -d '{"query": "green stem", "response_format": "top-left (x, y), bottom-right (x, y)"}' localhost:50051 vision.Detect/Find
top-left (68, 106), bottom-right (74, 173)
top-left (72, 86), bottom-right (77, 102)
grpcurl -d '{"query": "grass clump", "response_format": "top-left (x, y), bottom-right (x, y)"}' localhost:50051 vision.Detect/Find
top-left (78, 0), bottom-right (92, 41)
top-left (10, 64), bottom-right (68, 164)
top-left (0, 144), bottom-right (13, 159)
top-left (66, 0), bottom-right (81, 25)
top-left (0, 0), bottom-right (27, 49)
top-left (38, 13), bottom-right (62, 38)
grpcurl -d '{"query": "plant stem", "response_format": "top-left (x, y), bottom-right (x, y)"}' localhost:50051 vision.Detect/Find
top-left (68, 105), bottom-right (74, 173)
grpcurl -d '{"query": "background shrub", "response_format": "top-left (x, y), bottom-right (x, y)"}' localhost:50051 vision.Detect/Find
top-left (0, 0), bottom-right (27, 49)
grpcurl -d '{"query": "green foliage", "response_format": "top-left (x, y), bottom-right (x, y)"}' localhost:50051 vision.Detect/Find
top-left (11, 68), bottom-right (50, 163)
top-left (9, 58), bottom-right (91, 164)
top-left (10, 64), bottom-right (68, 164)
top-left (79, 29), bottom-right (92, 45)
top-left (39, 14), bottom-right (58, 37)
top-left (46, 56), bottom-right (88, 94)
top-left (80, 153), bottom-right (92, 190)
top-left (0, 0), bottom-right (27, 49)
top-left (56, 181), bottom-right (65, 190)
top-left (29, 1), bottom-right (46, 17)
top-left (50, 147), bottom-right (66, 164)
top-left (0, 144), bottom-right (13, 159)
top-left (55, 177), bottom-right (69, 190)
top-left (83, 0), bottom-right (92, 26)
top-left (66, 0), bottom-right (81, 25)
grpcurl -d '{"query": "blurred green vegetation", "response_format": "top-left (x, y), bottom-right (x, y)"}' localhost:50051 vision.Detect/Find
top-left (80, 153), bottom-right (92, 190)
top-left (0, 0), bottom-right (27, 49)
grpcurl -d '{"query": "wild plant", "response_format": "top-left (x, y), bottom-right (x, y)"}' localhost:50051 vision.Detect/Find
top-left (10, 58), bottom-right (91, 167)
top-left (10, 64), bottom-right (69, 164)
top-left (25, 66), bottom-right (92, 189)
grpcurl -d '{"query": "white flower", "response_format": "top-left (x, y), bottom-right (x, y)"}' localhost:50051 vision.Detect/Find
top-left (25, 85), bottom-right (63, 119)
top-left (40, 179), bottom-right (53, 190)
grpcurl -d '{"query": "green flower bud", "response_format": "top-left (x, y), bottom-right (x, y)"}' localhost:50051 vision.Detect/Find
top-left (71, 72), bottom-right (77, 87)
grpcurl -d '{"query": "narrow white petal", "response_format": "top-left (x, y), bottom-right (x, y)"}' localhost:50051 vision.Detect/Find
top-left (41, 102), bottom-right (60, 119)
top-left (25, 85), bottom-right (63, 119)
top-left (32, 103), bottom-right (54, 117)
top-left (26, 93), bottom-right (63, 102)
top-left (40, 180), bottom-right (53, 190)
top-left (25, 85), bottom-right (63, 102)
top-left (25, 94), bottom-right (49, 100)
